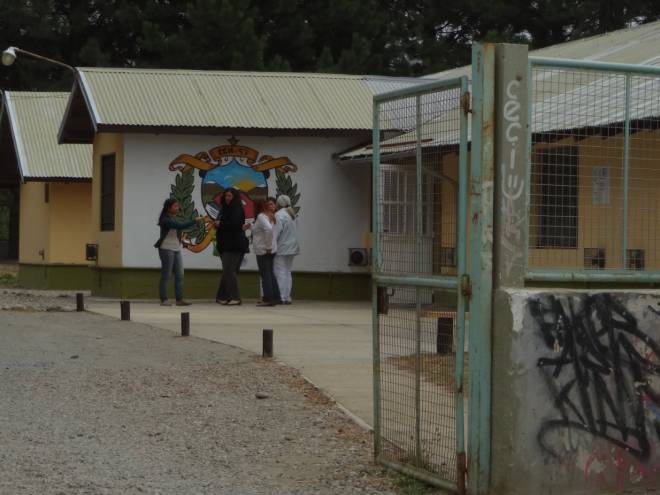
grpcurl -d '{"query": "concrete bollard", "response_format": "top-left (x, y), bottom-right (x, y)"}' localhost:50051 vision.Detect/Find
top-left (120, 300), bottom-right (130, 321)
top-left (181, 312), bottom-right (190, 336)
top-left (76, 293), bottom-right (84, 312)
top-left (262, 329), bottom-right (273, 357)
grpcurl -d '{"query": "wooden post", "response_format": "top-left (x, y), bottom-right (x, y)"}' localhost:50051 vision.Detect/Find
top-left (76, 293), bottom-right (84, 312)
top-left (436, 317), bottom-right (454, 354)
top-left (120, 300), bottom-right (130, 321)
top-left (181, 312), bottom-right (190, 336)
top-left (262, 329), bottom-right (273, 357)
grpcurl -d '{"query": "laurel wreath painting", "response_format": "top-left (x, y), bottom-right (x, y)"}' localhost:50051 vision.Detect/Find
top-left (167, 137), bottom-right (300, 253)
top-left (275, 168), bottom-right (300, 213)
top-left (170, 168), bottom-right (207, 244)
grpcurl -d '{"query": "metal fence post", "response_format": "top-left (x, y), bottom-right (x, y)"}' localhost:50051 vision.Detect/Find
top-left (468, 42), bottom-right (496, 495)
top-left (372, 96), bottom-right (383, 460)
top-left (455, 75), bottom-right (471, 493)
top-left (622, 74), bottom-right (632, 269)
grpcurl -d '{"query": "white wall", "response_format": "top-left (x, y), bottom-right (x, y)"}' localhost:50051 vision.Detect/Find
top-left (122, 133), bottom-right (371, 272)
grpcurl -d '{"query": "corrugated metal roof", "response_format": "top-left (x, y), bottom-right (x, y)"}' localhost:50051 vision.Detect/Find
top-left (76, 68), bottom-right (422, 131)
top-left (340, 20), bottom-right (660, 161)
top-left (428, 19), bottom-right (660, 81)
top-left (3, 92), bottom-right (92, 179)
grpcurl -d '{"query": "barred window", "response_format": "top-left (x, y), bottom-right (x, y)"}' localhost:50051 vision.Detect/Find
top-left (533, 146), bottom-right (578, 248)
top-left (380, 165), bottom-right (434, 235)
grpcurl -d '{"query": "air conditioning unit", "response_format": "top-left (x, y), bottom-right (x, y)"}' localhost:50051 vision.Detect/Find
top-left (628, 249), bottom-right (645, 270)
top-left (348, 248), bottom-right (369, 267)
top-left (584, 248), bottom-right (606, 270)
top-left (86, 243), bottom-right (98, 261)
top-left (440, 247), bottom-right (457, 267)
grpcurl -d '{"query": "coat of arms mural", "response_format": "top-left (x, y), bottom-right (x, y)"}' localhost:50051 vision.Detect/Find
top-left (167, 137), bottom-right (300, 253)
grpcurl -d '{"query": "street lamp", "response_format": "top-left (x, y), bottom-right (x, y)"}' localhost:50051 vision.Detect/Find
top-left (2, 46), bottom-right (74, 73)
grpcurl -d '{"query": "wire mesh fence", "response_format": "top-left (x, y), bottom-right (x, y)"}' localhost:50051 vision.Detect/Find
top-left (529, 63), bottom-right (660, 272)
top-left (373, 80), bottom-right (468, 489)
top-left (376, 285), bottom-right (467, 483)
top-left (375, 87), bottom-right (463, 278)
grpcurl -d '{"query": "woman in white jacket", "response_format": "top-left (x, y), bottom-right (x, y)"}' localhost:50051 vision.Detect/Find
top-left (274, 195), bottom-right (299, 304)
top-left (251, 197), bottom-right (281, 306)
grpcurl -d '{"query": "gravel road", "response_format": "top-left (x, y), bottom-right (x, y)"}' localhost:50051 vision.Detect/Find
top-left (0, 288), bottom-right (79, 311)
top-left (0, 310), bottom-right (397, 494)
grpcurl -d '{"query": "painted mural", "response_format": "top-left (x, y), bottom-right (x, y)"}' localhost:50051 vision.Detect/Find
top-left (167, 137), bottom-right (300, 253)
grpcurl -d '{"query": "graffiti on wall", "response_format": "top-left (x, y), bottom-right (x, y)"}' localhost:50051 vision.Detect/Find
top-left (166, 137), bottom-right (300, 252)
top-left (529, 294), bottom-right (660, 487)
top-left (500, 78), bottom-right (525, 279)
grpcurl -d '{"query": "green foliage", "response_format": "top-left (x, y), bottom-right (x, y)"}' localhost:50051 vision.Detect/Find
top-left (169, 169), bottom-right (206, 243)
top-left (2, 0), bottom-right (660, 90)
top-left (0, 191), bottom-right (13, 242)
top-left (275, 169), bottom-right (300, 214)
top-left (392, 472), bottom-right (437, 495)
top-left (0, 272), bottom-right (18, 288)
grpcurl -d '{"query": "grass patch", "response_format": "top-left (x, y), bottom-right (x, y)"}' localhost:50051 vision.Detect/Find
top-left (387, 352), bottom-right (468, 389)
top-left (393, 472), bottom-right (438, 495)
top-left (0, 272), bottom-right (18, 287)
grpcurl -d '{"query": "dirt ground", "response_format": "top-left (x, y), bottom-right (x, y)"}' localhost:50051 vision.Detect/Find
top-left (0, 310), bottom-right (400, 494)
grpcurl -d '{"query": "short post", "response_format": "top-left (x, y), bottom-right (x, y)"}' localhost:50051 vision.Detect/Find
top-left (262, 329), bottom-right (273, 358)
top-left (76, 293), bottom-right (84, 312)
top-left (120, 300), bottom-right (130, 321)
top-left (437, 317), bottom-right (454, 354)
top-left (181, 312), bottom-right (190, 337)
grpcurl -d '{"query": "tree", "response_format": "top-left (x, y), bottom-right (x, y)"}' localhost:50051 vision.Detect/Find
top-left (2, 0), bottom-right (660, 91)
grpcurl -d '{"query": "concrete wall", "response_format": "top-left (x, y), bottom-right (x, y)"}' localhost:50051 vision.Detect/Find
top-left (492, 288), bottom-right (660, 495)
top-left (121, 134), bottom-right (370, 274)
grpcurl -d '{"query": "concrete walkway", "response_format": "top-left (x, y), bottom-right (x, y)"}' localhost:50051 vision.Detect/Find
top-left (88, 300), bottom-right (374, 428)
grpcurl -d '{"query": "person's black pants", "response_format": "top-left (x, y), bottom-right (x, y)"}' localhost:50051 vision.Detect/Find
top-left (216, 251), bottom-right (243, 301)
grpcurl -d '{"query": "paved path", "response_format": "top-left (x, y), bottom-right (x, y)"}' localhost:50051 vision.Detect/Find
top-left (88, 300), bottom-right (375, 428)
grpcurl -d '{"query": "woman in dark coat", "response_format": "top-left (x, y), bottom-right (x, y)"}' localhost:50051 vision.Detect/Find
top-left (215, 188), bottom-right (249, 305)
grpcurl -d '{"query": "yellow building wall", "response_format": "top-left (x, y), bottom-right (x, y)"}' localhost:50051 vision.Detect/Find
top-left (528, 130), bottom-right (660, 271)
top-left (48, 182), bottom-right (93, 264)
top-left (375, 128), bottom-right (660, 275)
top-left (91, 133), bottom-right (124, 267)
top-left (18, 182), bottom-right (50, 264)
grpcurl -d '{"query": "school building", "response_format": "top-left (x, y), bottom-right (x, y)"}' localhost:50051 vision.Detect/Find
top-left (0, 92), bottom-right (93, 288)
top-left (56, 69), bottom-right (421, 299)
top-left (3, 20), bottom-right (660, 299)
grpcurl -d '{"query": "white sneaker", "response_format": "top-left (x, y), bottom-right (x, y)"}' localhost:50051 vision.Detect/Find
top-left (160, 300), bottom-right (172, 307)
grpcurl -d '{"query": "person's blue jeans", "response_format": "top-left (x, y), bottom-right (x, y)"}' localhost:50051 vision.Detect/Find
top-left (159, 248), bottom-right (184, 301)
top-left (256, 253), bottom-right (280, 304)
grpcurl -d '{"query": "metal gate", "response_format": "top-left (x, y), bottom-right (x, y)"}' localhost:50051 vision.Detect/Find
top-left (372, 76), bottom-right (470, 492)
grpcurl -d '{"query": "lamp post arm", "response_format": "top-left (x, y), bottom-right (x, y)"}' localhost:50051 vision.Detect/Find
top-left (14, 47), bottom-right (75, 73)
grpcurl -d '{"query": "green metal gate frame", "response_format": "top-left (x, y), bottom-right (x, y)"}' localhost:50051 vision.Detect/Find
top-left (371, 75), bottom-right (471, 492)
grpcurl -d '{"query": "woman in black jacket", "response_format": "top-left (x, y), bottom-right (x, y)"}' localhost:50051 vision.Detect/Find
top-left (215, 188), bottom-right (249, 305)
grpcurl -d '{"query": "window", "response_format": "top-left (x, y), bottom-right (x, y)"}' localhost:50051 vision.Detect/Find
top-left (380, 165), bottom-right (434, 235)
top-left (100, 154), bottom-right (115, 232)
top-left (533, 146), bottom-right (578, 248)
